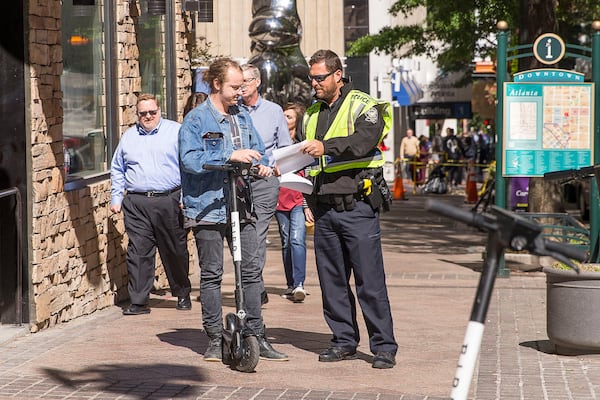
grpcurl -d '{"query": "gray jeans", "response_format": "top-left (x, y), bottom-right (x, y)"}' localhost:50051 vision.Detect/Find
top-left (250, 175), bottom-right (280, 271)
top-left (192, 223), bottom-right (264, 334)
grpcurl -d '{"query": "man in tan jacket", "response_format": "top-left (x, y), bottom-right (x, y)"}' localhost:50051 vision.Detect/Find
top-left (399, 128), bottom-right (420, 182)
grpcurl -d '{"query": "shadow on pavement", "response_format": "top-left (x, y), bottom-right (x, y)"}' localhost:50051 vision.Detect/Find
top-left (438, 258), bottom-right (483, 272)
top-left (40, 364), bottom-right (206, 399)
top-left (158, 328), bottom-right (206, 355)
top-left (262, 327), bottom-right (371, 361)
top-left (520, 339), bottom-right (600, 356)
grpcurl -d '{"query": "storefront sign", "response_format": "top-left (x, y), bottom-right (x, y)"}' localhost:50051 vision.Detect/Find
top-left (409, 102), bottom-right (472, 120)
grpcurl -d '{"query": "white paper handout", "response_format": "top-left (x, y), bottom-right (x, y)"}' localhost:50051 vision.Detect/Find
top-left (273, 140), bottom-right (315, 175)
top-left (278, 172), bottom-right (313, 194)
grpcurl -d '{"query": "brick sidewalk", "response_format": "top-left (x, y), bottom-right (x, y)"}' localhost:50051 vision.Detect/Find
top-left (1, 194), bottom-right (599, 399)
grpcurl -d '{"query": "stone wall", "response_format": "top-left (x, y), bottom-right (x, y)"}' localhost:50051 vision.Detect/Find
top-left (176, 8), bottom-right (194, 122)
top-left (26, 0), bottom-right (194, 332)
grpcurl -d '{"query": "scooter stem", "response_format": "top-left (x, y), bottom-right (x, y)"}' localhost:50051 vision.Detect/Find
top-left (451, 231), bottom-right (504, 400)
top-left (228, 171), bottom-right (246, 318)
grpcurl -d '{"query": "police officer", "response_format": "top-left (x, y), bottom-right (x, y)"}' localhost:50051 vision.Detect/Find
top-left (301, 50), bottom-right (398, 369)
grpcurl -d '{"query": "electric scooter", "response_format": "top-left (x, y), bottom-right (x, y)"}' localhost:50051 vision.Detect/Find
top-left (203, 162), bottom-right (260, 373)
top-left (424, 199), bottom-right (588, 400)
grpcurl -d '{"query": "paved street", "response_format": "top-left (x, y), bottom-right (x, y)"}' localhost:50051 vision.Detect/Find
top-left (1, 191), bottom-right (600, 399)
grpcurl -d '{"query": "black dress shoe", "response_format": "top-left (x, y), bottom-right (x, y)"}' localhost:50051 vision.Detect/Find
top-left (318, 346), bottom-right (357, 362)
top-left (257, 336), bottom-right (288, 361)
top-left (372, 351), bottom-right (396, 369)
top-left (176, 296), bottom-right (192, 310)
top-left (122, 304), bottom-right (150, 315)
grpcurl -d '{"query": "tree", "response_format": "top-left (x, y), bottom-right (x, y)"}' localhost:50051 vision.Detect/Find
top-left (348, 0), bottom-right (518, 83)
top-left (348, 0), bottom-right (599, 80)
top-left (350, 0), bottom-right (599, 214)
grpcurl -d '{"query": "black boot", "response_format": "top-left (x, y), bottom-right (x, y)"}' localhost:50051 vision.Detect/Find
top-left (204, 327), bottom-right (222, 362)
top-left (257, 332), bottom-right (288, 361)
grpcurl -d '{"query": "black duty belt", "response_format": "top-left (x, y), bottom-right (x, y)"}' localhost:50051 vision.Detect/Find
top-left (127, 186), bottom-right (181, 197)
top-left (316, 193), bottom-right (363, 205)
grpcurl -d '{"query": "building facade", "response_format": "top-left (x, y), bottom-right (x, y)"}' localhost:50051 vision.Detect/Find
top-left (0, 0), bottom-right (197, 332)
top-left (0, 0), bottom-right (350, 333)
top-left (1, 0), bottom-right (464, 333)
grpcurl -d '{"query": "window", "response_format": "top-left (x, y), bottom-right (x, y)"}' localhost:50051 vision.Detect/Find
top-left (182, 0), bottom-right (213, 22)
top-left (344, 0), bottom-right (369, 50)
top-left (343, 0), bottom-right (369, 93)
top-left (198, 0), bottom-right (214, 23)
top-left (61, 0), bottom-right (106, 179)
top-left (137, 1), bottom-right (167, 110)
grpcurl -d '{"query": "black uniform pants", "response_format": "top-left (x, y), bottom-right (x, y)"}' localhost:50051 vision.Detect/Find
top-left (122, 190), bottom-right (191, 305)
top-left (313, 199), bottom-right (398, 355)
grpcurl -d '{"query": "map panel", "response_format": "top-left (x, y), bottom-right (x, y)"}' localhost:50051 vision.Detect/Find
top-left (509, 102), bottom-right (537, 140)
top-left (542, 86), bottom-right (591, 149)
top-left (503, 82), bottom-right (593, 177)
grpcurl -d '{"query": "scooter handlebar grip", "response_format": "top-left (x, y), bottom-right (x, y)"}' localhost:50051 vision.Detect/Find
top-left (425, 199), bottom-right (492, 231)
top-left (545, 240), bottom-right (588, 263)
top-left (203, 163), bottom-right (231, 172)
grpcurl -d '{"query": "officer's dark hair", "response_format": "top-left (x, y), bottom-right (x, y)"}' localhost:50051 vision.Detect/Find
top-left (309, 49), bottom-right (343, 73)
top-left (204, 58), bottom-right (242, 93)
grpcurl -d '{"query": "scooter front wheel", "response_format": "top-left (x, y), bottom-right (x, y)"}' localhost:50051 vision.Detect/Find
top-left (234, 336), bottom-right (260, 372)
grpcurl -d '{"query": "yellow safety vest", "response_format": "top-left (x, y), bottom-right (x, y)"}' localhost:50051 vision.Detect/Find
top-left (304, 90), bottom-right (392, 176)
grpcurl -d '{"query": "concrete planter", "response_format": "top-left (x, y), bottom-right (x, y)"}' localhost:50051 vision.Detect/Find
top-left (544, 266), bottom-right (600, 352)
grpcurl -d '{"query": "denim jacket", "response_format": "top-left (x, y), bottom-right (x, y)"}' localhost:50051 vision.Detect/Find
top-left (179, 98), bottom-right (267, 224)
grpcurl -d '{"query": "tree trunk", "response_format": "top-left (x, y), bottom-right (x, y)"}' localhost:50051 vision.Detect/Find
top-left (518, 0), bottom-right (562, 213)
top-left (528, 177), bottom-right (565, 213)
top-left (519, 0), bottom-right (558, 71)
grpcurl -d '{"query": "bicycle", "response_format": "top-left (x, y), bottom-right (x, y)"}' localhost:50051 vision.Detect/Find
top-left (471, 160), bottom-right (495, 213)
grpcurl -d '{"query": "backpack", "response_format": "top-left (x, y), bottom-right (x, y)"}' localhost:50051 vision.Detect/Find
top-left (445, 136), bottom-right (461, 160)
top-left (422, 175), bottom-right (447, 194)
top-left (463, 136), bottom-right (475, 160)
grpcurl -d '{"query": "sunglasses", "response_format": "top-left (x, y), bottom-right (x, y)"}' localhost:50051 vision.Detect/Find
top-left (308, 71), bottom-right (334, 83)
top-left (138, 109), bottom-right (159, 117)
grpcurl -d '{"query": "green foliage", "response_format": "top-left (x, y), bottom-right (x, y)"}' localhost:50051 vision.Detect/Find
top-left (190, 37), bottom-right (220, 66)
top-left (553, 261), bottom-right (600, 272)
top-left (348, 0), bottom-right (598, 78)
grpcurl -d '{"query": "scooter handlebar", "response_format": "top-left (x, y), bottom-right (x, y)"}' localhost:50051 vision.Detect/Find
top-left (425, 199), bottom-right (589, 270)
top-left (203, 162), bottom-right (253, 172)
top-left (424, 199), bottom-right (497, 232)
top-left (203, 162), bottom-right (262, 178)
top-left (203, 163), bottom-right (228, 172)
top-left (544, 240), bottom-right (588, 263)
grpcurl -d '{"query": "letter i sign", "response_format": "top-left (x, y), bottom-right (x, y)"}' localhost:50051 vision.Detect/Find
top-left (533, 33), bottom-right (565, 65)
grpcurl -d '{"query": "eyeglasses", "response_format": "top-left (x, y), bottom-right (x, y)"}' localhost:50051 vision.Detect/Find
top-left (138, 110), bottom-right (159, 117)
top-left (308, 71), bottom-right (334, 83)
top-left (243, 77), bottom-right (256, 84)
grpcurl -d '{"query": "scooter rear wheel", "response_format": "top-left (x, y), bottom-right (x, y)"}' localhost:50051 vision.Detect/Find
top-left (234, 336), bottom-right (260, 372)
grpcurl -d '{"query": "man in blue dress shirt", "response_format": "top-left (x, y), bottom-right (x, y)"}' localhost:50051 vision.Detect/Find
top-left (110, 93), bottom-right (192, 315)
top-left (240, 63), bottom-right (292, 304)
